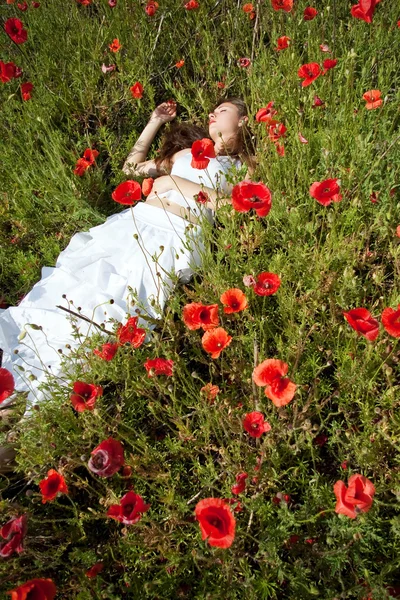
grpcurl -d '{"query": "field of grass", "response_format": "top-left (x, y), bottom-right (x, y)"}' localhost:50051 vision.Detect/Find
top-left (1, 0), bottom-right (400, 598)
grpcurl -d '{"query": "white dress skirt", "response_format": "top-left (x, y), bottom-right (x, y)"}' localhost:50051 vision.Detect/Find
top-left (0, 153), bottom-right (241, 411)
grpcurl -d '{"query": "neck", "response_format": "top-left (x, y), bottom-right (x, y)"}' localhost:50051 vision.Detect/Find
top-left (213, 134), bottom-right (237, 156)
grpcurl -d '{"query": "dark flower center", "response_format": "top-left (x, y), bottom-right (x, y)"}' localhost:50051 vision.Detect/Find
top-left (47, 478), bottom-right (60, 494)
top-left (92, 453), bottom-right (106, 469)
top-left (208, 516), bottom-right (223, 529)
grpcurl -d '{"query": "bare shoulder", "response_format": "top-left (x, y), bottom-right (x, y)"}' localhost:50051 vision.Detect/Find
top-left (171, 147), bottom-right (192, 166)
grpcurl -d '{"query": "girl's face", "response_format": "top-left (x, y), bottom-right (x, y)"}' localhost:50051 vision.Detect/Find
top-left (208, 102), bottom-right (247, 144)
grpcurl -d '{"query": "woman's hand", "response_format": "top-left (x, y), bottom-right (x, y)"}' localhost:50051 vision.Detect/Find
top-left (150, 100), bottom-right (177, 125)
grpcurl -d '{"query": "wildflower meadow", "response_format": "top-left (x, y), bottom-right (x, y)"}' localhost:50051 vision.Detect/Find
top-left (1, 0), bottom-right (400, 598)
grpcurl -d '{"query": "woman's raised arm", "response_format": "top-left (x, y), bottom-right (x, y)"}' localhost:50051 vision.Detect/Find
top-left (122, 101), bottom-right (177, 176)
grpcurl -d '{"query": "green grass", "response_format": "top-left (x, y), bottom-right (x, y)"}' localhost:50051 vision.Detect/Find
top-left (1, 0), bottom-right (400, 598)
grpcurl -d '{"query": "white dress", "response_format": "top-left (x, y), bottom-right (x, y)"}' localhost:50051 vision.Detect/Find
top-left (0, 152), bottom-right (241, 410)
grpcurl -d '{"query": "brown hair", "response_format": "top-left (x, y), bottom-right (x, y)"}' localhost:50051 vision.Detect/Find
top-left (153, 96), bottom-right (257, 174)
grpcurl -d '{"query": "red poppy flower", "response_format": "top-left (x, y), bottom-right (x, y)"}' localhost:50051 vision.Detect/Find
top-left (88, 437), bottom-right (124, 477)
top-left (271, 0), bottom-right (293, 12)
top-left (6, 579), bottom-right (56, 600)
top-left (194, 190), bottom-right (210, 204)
top-left (370, 191), bottom-right (378, 204)
top-left (112, 180), bottom-right (142, 206)
top-left (343, 308), bottom-right (379, 341)
top-left (253, 272), bottom-right (281, 296)
top-left (268, 122), bottom-right (287, 143)
top-left (319, 44), bottom-right (331, 53)
top-left (39, 469), bottom-right (69, 503)
top-left (18, 2), bottom-right (28, 9)
top-left (184, 0), bottom-right (199, 8)
top-left (350, 0), bottom-right (381, 23)
top-left (182, 302), bottom-right (219, 330)
top-left (243, 411), bottom-right (271, 438)
top-left (107, 490), bottom-right (150, 525)
top-left (243, 3), bottom-right (254, 12)
top-left (314, 432), bottom-right (328, 447)
top-left (333, 474), bottom-right (375, 518)
top-left (4, 18), bottom-right (28, 44)
top-left (130, 81), bottom-right (143, 99)
top-left (255, 102), bottom-right (278, 126)
top-left (175, 59), bottom-right (185, 68)
top-left (191, 138), bottom-right (216, 169)
top-left (253, 358), bottom-right (297, 407)
top-left (0, 367), bottom-right (15, 404)
top-left (142, 177), bottom-right (154, 196)
top-left (0, 61), bottom-right (18, 83)
top-left (20, 81), bottom-right (33, 101)
top-left (144, 358), bottom-right (174, 377)
top-left (103, 63), bottom-right (116, 74)
top-left (321, 58), bottom-right (338, 75)
top-left (303, 6), bottom-right (317, 20)
top-left (144, 1), bottom-right (159, 16)
top-left (231, 181), bottom-right (272, 217)
top-left (86, 562), bottom-right (104, 578)
top-left (200, 383), bottom-right (220, 401)
top-left (275, 143), bottom-right (285, 157)
top-left (0, 515), bottom-right (27, 558)
top-left (362, 89), bottom-right (383, 110)
top-left (195, 498), bottom-right (236, 548)
top-left (312, 95), bottom-right (325, 107)
top-left (298, 132), bottom-right (308, 144)
top-left (220, 288), bottom-right (248, 314)
top-left (231, 472), bottom-right (248, 495)
top-left (243, 274), bottom-right (256, 287)
top-left (309, 178), bottom-right (342, 206)
top-left (275, 36), bottom-right (291, 51)
top-left (109, 38), bottom-right (121, 53)
top-left (70, 381), bottom-right (103, 412)
top-left (116, 316), bottom-right (146, 347)
top-left (73, 158), bottom-right (90, 177)
top-left (237, 57), bottom-right (251, 68)
top-left (298, 62), bottom-right (322, 87)
top-left (201, 327), bottom-right (232, 359)
top-left (93, 342), bottom-right (119, 361)
top-left (82, 148), bottom-right (99, 164)
top-left (381, 304), bottom-right (400, 338)
top-left (396, 225), bottom-right (400, 238)
top-left (108, 0), bottom-right (117, 6)
top-left (73, 149), bottom-right (98, 176)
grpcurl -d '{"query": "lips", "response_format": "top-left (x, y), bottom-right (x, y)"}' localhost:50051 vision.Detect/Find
top-left (209, 119), bottom-right (216, 124)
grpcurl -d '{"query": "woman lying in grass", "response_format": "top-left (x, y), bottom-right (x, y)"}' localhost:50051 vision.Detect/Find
top-left (0, 96), bottom-right (257, 472)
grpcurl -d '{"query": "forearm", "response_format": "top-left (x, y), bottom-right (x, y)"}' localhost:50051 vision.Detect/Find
top-left (122, 118), bottom-right (163, 171)
top-left (166, 175), bottom-right (229, 210)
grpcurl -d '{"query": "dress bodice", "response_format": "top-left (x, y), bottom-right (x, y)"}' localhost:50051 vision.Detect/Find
top-left (170, 152), bottom-right (242, 197)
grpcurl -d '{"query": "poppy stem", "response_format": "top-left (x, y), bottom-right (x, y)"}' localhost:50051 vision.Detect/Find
top-left (295, 508), bottom-right (336, 524)
top-left (55, 306), bottom-right (114, 336)
top-left (253, 338), bottom-right (259, 410)
top-left (250, 0), bottom-right (261, 64)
